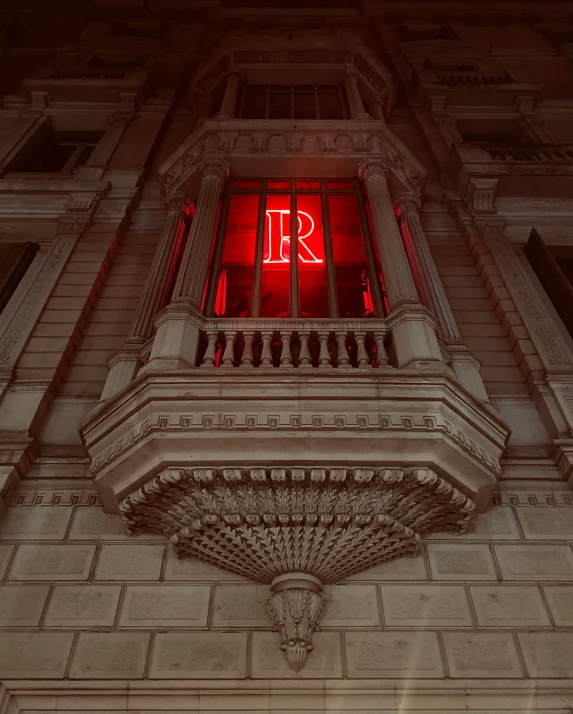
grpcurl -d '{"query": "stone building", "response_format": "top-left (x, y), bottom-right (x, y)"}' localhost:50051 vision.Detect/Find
top-left (0, 0), bottom-right (572, 711)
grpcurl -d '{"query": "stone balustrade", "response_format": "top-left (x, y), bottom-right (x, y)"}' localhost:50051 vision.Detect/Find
top-left (479, 144), bottom-right (573, 163)
top-left (197, 319), bottom-right (391, 369)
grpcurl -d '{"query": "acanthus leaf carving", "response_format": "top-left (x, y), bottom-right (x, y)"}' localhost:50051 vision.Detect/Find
top-left (120, 465), bottom-right (474, 671)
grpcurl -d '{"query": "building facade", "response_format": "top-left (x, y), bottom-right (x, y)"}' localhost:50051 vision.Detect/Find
top-left (0, 0), bottom-right (573, 711)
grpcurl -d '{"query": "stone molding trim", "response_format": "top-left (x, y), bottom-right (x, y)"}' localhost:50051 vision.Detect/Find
top-left (120, 465), bottom-right (473, 670)
top-left (1, 680), bottom-right (573, 713)
top-left (159, 119), bottom-right (426, 199)
top-left (487, 237), bottom-right (573, 370)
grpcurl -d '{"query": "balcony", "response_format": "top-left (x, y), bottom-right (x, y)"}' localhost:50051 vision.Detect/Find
top-left (23, 65), bottom-right (150, 104)
top-left (452, 142), bottom-right (573, 205)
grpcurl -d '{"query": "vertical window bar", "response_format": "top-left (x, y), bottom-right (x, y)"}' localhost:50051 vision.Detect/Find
top-left (355, 178), bottom-right (385, 316)
top-left (238, 84), bottom-right (246, 119)
top-left (250, 189), bottom-right (268, 318)
top-left (289, 190), bottom-right (299, 317)
top-left (265, 85), bottom-right (270, 119)
top-left (321, 189), bottom-right (339, 318)
top-left (337, 84), bottom-right (345, 119)
top-left (204, 183), bottom-right (233, 316)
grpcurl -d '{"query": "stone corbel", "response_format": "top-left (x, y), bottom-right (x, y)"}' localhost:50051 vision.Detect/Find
top-left (434, 115), bottom-right (462, 149)
top-left (466, 178), bottom-right (499, 214)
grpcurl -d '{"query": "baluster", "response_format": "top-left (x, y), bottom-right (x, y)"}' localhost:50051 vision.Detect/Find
top-left (280, 331), bottom-right (293, 368)
top-left (355, 331), bottom-right (370, 369)
top-left (221, 331), bottom-right (236, 367)
top-left (318, 331), bottom-right (332, 369)
top-left (240, 330), bottom-right (255, 368)
top-left (298, 331), bottom-right (312, 369)
top-left (201, 330), bottom-right (218, 368)
top-left (260, 330), bottom-right (273, 367)
top-left (335, 331), bottom-right (351, 369)
top-left (374, 331), bottom-right (389, 368)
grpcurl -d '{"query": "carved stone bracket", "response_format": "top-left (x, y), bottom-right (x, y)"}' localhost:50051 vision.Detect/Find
top-left (120, 465), bottom-right (474, 670)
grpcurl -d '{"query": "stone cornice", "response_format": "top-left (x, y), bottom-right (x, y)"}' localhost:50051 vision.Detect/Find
top-left (159, 119), bottom-right (427, 199)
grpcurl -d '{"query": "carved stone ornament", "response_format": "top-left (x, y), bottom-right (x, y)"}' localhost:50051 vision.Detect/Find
top-left (120, 465), bottom-right (474, 671)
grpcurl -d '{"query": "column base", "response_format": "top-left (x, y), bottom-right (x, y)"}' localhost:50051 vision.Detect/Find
top-left (146, 303), bottom-right (204, 371)
top-left (387, 302), bottom-right (444, 369)
top-left (447, 342), bottom-right (489, 402)
top-left (100, 340), bottom-right (144, 402)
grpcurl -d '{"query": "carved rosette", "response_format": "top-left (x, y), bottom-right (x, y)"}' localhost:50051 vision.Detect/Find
top-left (120, 466), bottom-right (473, 670)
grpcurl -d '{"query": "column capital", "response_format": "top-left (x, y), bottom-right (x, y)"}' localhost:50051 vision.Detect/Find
top-left (164, 192), bottom-right (193, 215)
top-left (200, 158), bottom-right (230, 183)
top-left (394, 193), bottom-right (421, 220)
top-left (358, 158), bottom-right (388, 182)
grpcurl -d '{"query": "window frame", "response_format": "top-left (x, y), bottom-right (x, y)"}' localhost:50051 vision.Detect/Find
top-left (204, 178), bottom-right (385, 320)
top-left (237, 84), bottom-right (350, 121)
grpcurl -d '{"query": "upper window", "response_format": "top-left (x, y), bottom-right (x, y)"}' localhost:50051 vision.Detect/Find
top-left (204, 178), bottom-right (384, 320)
top-left (0, 242), bottom-right (39, 314)
top-left (237, 85), bottom-right (349, 120)
top-left (13, 132), bottom-right (102, 173)
top-left (525, 229), bottom-right (573, 340)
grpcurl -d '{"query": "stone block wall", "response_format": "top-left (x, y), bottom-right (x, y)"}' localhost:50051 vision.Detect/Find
top-left (1, 488), bottom-right (572, 682)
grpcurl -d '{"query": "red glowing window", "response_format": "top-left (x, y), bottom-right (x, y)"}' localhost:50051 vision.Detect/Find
top-left (206, 179), bottom-right (384, 319)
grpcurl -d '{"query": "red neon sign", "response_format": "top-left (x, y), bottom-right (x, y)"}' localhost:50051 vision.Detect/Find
top-left (264, 209), bottom-right (324, 264)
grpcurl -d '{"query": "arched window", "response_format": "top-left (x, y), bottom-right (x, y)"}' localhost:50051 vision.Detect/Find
top-left (204, 178), bottom-right (385, 319)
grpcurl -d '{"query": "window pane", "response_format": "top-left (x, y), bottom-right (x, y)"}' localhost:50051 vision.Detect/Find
top-left (317, 87), bottom-right (343, 119)
top-left (268, 85), bottom-right (291, 119)
top-left (215, 194), bottom-right (259, 317)
top-left (298, 194), bottom-right (328, 318)
top-left (293, 86), bottom-right (316, 120)
top-left (296, 179), bottom-right (320, 190)
top-left (261, 194), bottom-right (291, 317)
top-left (242, 85), bottom-right (267, 119)
top-left (268, 179), bottom-right (291, 190)
top-left (326, 179), bottom-right (354, 189)
top-left (233, 179), bottom-right (261, 188)
top-left (328, 194), bottom-right (377, 318)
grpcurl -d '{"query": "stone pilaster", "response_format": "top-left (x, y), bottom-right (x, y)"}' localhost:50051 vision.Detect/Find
top-left (358, 159), bottom-right (442, 368)
top-left (172, 159), bottom-right (229, 305)
top-left (394, 194), bottom-right (488, 401)
top-left (216, 72), bottom-right (241, 120)
top-left (148, 159), bottom-right (229, 370)
top-left (345, 71), bottom-right (369, 120)
top-left (100, 194), bottom-right (192, 401)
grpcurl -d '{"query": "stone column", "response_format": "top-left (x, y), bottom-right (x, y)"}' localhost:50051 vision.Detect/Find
top-left (345, 72), bottom-right (369, 120)
top-left (359, 158), bottom-right (442, 368)
top-left (369, 94), bottom-right (387, 121)
top-left (100, 194), bottom-right (192, 400)
top-left (148, 159), bottom-right (229, 370)
top-left (216, 72), bottom-right (241, 120)
top-left (394, 193), bottom-right (489, 400)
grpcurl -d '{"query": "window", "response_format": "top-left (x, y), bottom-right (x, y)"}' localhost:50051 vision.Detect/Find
top-left (14, 132), bottom-right (102, 173)
top-left (204, 179), bottom-right (384, 319)
top-left (238, 85), bottom-right (349, 120)
top-left (0, 243), bottom-right (39, 313)
top-left (525, 229), bottom-right (573, 340)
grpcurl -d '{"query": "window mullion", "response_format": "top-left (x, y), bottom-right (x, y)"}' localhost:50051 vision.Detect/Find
top-left (250, 189), bottom-right (267, 318)
top-left (291, 85), bottom-right (294, 121)
top-left (321, 191), bottom-right (339, 318)
top-left (204, 183), bottom-right (233, 316)
top-left (314, 85), bottom-right (320, 120)
top-left (63, 144), bottom-right (82, 172)
top-left (289, 190), bottom-right (299, 317)
top-left (355, 179), bottom-right (386, 316)
top-left (265, 85), bottom-right (270, 120)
